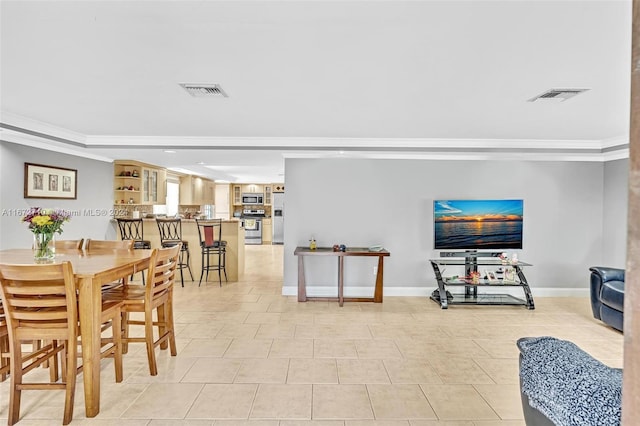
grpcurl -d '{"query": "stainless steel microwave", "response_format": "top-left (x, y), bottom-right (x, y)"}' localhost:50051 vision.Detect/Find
top-left (242, 193), bottom-right (264, 205)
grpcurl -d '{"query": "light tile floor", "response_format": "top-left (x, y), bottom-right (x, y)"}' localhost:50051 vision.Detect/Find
top-left (0, 245), bottom-right (624, 425)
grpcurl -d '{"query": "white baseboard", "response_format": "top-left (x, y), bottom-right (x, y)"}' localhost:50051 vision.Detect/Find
top-left (281, 286), bottom-right (590, 298)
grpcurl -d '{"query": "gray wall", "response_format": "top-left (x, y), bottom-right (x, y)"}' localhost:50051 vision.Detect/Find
top-left (0, 142), bottom-right (114, 248)
top-left (603, 158), bottom-right (629, 268)
top-left (283, 158), bottom-right (611, 296)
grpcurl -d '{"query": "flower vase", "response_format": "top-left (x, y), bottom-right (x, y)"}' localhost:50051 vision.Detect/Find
top-left (33, 232), bottom-right (56, 262)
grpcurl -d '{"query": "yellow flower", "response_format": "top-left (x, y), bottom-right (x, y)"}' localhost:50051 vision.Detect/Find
top-left (32, 215), bottom-right (52, 227)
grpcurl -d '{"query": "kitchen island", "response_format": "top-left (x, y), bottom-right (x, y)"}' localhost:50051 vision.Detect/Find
top-left (113, 218), bottom-right (245, 282)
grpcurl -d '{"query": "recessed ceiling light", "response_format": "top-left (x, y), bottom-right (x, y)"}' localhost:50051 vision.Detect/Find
top-left (164, 150), bottom-right (176, 154)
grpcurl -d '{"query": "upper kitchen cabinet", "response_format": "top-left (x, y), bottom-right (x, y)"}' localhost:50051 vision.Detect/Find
top-left (232, 184), bottom-right (242, 206)
top-left (142, 167), bottom-right (167, 204)
top-left (273, 184), bottom-right (285, 193)
top-left (264, 185), bottom-right (272, 205)
top-left (180, 175), bottom-right (215, 205)
top-left (114, 160), bottom-right (166, 205)
top-left (242, 184), bottom-right (263, 194)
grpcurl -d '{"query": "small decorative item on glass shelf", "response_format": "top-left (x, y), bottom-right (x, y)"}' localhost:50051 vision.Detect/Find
top-left (503, 267), bottom-right (517, 283)
top-left (485, 270), bottom-right (498, 283)
top-left (22, 207), bottom-right (71, 263)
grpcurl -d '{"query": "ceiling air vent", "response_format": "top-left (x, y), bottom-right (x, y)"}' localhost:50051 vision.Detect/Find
top-left (179, 83), bottom-right (228, 98)
top-left (528, 88), bottom-right (589, 102)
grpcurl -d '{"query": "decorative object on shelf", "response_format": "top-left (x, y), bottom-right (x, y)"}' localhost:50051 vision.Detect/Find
top-left (470, 271), bottom-right (481, 284)
top-left (485, 270), bottom-right (499, 283)
top-left (503, 267), bottom-right (517, 283)
top-left (22, 207), bottom-right (71, 262)
top-left (309, 237), bottom-right (317, 250)
top-left (131, 170), bottom-right (139, 177)
top-left (24, 162), bottom-right (77, 200)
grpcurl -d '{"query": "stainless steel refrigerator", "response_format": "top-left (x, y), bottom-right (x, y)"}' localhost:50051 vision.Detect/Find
top-left (272, 192), bottom-right (284, 244)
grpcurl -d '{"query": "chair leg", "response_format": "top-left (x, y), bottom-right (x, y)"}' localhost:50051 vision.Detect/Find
top-left (62, 341), bottom-right (77, 425)
top-left (218, 251), bottom-right (223, 287)
top-left (0, 335), bottom-right (9, 382)
top-left (157, 305), bottom-right (168, 350)
top-left (8, 345), bottom-right (23, 426)
top-left (121, 312), bottom-right (130, 354)
top-left (185, 248), bottom-right (194, 281)
top-left (199, 250), bottom-right (205, 286)
top-left (144, 310), bottom-right (158, 376)
top-left (49, 340), bottom-right (60, 382)
top-left (113, 309), bottom-right (123, 383)
top-left (166, 298), bottom-right (177, 356)
top-left (222, 250), bottom-right (228, 282)
top-left (205, 250), bottom-right (211, 283)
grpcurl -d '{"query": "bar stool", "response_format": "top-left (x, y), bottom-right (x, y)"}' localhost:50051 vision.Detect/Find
top-left (116, 218), bottom-right (151, 249)
top-left (116, 218), bottom-right (151, 283)
top-left (195, 218), bottom-right (227, 286)
top-left (156, 218), bottom-right (193, 287)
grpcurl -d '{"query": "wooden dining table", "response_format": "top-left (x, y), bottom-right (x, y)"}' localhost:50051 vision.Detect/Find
top-left (0, 247), bottom-right (152, 417)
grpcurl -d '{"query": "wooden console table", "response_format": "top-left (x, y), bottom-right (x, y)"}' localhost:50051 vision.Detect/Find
top-left (294, 246), bottom-right (390, 306)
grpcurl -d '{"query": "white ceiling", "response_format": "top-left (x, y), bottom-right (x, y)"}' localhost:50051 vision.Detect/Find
top-left (0, 0), bottom-right (633, 183)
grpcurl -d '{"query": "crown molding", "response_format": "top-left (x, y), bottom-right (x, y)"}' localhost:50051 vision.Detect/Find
top-left (0, 110), bottom-right (630, 163)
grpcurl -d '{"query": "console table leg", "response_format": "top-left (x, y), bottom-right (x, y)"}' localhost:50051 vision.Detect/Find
top-left (374, 256), bottom-right (384, 303)
top-left (338, 256), bottom-right (344, 307)
top-left (298, 256), bottom-right (307, 302)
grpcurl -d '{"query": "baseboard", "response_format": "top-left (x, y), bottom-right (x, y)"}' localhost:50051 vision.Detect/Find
top-left (281, 286), bottom-right (590, 298)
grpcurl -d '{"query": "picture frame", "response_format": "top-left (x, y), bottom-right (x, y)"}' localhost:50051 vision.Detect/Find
top-left (485, 270), bottom-right (499, 283)
top-left (24, 163), bottom-right (77, 199)
top-left (503, 267), bottom-right (517, 283)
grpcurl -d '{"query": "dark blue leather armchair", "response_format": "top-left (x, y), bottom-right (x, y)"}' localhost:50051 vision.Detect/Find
top-left (589, 266), bottom-right (625, 332)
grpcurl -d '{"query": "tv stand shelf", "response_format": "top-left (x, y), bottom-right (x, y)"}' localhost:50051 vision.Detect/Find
top-left (430, 253), bottom-right (535, 310)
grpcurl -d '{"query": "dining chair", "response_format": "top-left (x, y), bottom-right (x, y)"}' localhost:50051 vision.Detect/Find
top-left (0, 261), bottom-right (124, 425)
top-left (54, 239), bottom-right (84, 250)
top-left (0, 301), bottom-right (58, 384)
top-left (84, 239), bottom-right (136, 290)
top-left (195, 218), bottom-right (227, 286)
top-left (103, 244), bottom-right (180, 376)
top-left (84, 239), bottom-right (135, 251)
top-left (0, 301), bottom-right (9, 382)
top-left (156, 218), bottom-right (193, 287)
top-left (116, 218), bottom-right (151, 283)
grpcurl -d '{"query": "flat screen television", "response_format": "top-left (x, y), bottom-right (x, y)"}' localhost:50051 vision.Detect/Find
top-left (434, 199), bottom-right (523, 250)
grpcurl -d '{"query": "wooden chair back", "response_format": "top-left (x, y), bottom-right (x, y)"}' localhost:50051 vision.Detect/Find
top-left (146, 244), bottom-right (181, 304)
top-left (0, 261), bottom-right (79, 425)
top-left (0, 301), bottom-right (8, 381)
top-left (55, 239), bottom-right (84, 250)
top-left (85, 239), bottom-right (134, 251)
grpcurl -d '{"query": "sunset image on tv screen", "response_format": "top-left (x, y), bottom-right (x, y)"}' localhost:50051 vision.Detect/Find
top-left (433, 199), bottom-right (523, 249)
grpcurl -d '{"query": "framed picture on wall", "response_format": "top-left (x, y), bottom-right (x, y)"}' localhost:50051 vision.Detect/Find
top-left (24, 163), bottom-right (77, 199)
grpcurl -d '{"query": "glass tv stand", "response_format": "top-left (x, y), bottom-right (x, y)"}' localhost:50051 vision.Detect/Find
top-left (430, 252), bottom-right (535, 310)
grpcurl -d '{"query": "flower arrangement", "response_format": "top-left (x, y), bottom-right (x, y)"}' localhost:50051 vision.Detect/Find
top-left (22, 207), bottom-right (71, 234)
top-left (22, 207), bottom-right (71, 261)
